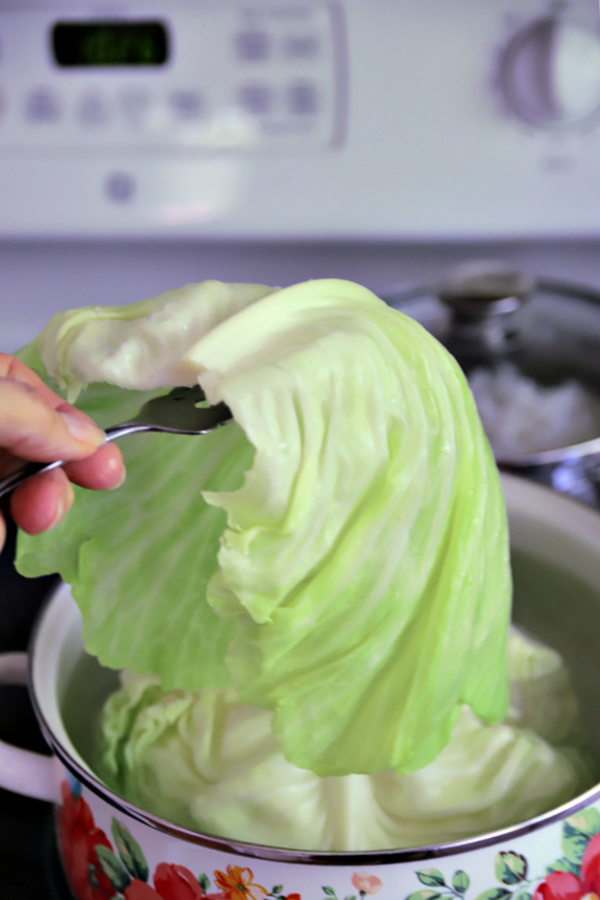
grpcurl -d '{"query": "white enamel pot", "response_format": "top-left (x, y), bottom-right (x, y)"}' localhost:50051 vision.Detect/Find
top-left (3, 473), bottom-right (600, 900)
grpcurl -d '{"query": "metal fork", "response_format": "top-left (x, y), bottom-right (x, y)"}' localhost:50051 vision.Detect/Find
top-left (0, 385), bottom-right (232, 500)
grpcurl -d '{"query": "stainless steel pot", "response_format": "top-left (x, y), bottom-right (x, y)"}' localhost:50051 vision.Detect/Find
top-left (381, 261), bottom-right (600, 507)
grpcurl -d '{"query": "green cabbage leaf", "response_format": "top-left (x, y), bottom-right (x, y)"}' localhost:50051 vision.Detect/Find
top-left (16, 278), bottom-right (511, 776)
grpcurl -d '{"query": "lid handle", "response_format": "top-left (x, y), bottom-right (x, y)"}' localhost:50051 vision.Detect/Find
top-left (437, 261), bottom-right (535, 355)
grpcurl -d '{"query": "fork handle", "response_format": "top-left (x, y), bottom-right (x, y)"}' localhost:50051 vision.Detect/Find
top-left (0, 424), bottom-right (148, 500)
top-left (0, 458), bottom-right (66, 500)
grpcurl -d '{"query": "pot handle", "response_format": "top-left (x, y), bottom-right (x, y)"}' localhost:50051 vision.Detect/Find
top-left (0, 652), bottom-right (61, 804)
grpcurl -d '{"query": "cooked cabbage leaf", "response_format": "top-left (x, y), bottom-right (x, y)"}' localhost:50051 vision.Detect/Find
top-left (96, 630), bottom-right (594, 851)
top-left (16, 278), bottom-right (511, 776)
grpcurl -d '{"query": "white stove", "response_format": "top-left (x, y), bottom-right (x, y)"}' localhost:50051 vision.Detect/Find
top-left (1, 0), bottom-right (600, 895)
top-left (1, 0), bottom-right (600, 351)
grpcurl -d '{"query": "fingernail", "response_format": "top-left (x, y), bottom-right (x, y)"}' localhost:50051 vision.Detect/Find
top-left (50, 492), bottom-right (68, 528)
top-left (59, 411), bottom-right (105, 447)
top-left (111, 469), bottom-right (127, 490)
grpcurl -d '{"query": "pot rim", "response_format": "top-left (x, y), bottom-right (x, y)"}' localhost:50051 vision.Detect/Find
top-left (26, 473), bottom-right (600, 865)
top-left (496, 437), bottom-right (600, 467)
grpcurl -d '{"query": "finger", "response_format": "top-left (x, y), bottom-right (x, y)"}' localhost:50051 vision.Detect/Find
top-left (0, 513), bottom-right (5, 553)
top-left (0, 353), bottom-right (69, 408)
top-left (10, 468), bottom-right (74, 535)
top-left (63, 442), bottom-right (126, 491)
top-left (0, 448), bottom-right (21, 477)
top-left (0, 380), bottom-right (104, 462)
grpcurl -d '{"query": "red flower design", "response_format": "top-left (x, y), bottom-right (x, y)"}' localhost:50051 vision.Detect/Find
top-left (125, 880), bottom-right (163, 900)
top-left (533, 833), bottom-right (600, 900)
top-left (154, 864), bottom-right (206, 900)
top-left (125, 864), bottom-right (213, 900)
top-left (58, 780), bottom-right (115, 900)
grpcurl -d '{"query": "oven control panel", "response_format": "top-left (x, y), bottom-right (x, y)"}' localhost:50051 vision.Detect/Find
top-left (0, 2), bottom-right (343, 153)
top-left (0, 0), bottom-right (599, 239)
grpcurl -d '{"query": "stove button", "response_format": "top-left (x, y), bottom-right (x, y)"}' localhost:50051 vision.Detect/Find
top-left (104, 171), bottom-right (136, 203)
top-left (236, 31), bottom-right (269, 62)
top-left (78, 92), bottom-right (109, 126)
top-left (169, 90), bottom-right (204, 120)
top-left (284, 35), bottom-right (319, 59)
top-left (120, 88), bottom-right (152, 124)
top-left (287, 81), bottom-right (318, 115)
top-left (238, 83), bottom-right (271, 115)
top-left (26, 88), bottom-right (60, 123)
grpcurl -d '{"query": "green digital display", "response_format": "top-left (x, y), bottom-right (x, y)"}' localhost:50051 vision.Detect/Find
top-left (52, 21), bottom-right (169, 67)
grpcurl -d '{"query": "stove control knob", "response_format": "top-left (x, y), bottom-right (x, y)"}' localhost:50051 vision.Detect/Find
top-left (498, 17), bottom-right (600, 129)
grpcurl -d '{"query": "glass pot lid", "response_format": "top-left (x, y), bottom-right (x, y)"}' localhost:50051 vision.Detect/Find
top-left (380, 260), bottom-right (600, 469)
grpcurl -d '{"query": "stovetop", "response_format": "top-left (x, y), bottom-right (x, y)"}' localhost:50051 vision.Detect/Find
top-left (0, 523), bottom-right (71, 898)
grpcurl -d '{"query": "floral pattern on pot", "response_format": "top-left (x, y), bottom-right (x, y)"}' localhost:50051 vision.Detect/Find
top-left (322, 873), bottom-right (384, 900)
top-left (401, 808), bottom-right (600, 900)
top-left (58, 781), bottom-right (600, 900)
top-left (58, 780), bottom-right (303, 900)
top-left (58, 779), bottom-right (117, 900)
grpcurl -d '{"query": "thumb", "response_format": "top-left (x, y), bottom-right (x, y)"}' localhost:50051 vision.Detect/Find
top-left (0, 380), bottom-right (105, 463)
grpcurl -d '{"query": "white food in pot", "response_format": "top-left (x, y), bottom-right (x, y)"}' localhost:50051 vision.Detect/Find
top-left (469, 363), bottom-right (600, 457)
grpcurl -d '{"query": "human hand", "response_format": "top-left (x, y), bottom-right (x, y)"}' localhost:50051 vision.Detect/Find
top-left (0, 353), bottom-right (125, 552)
